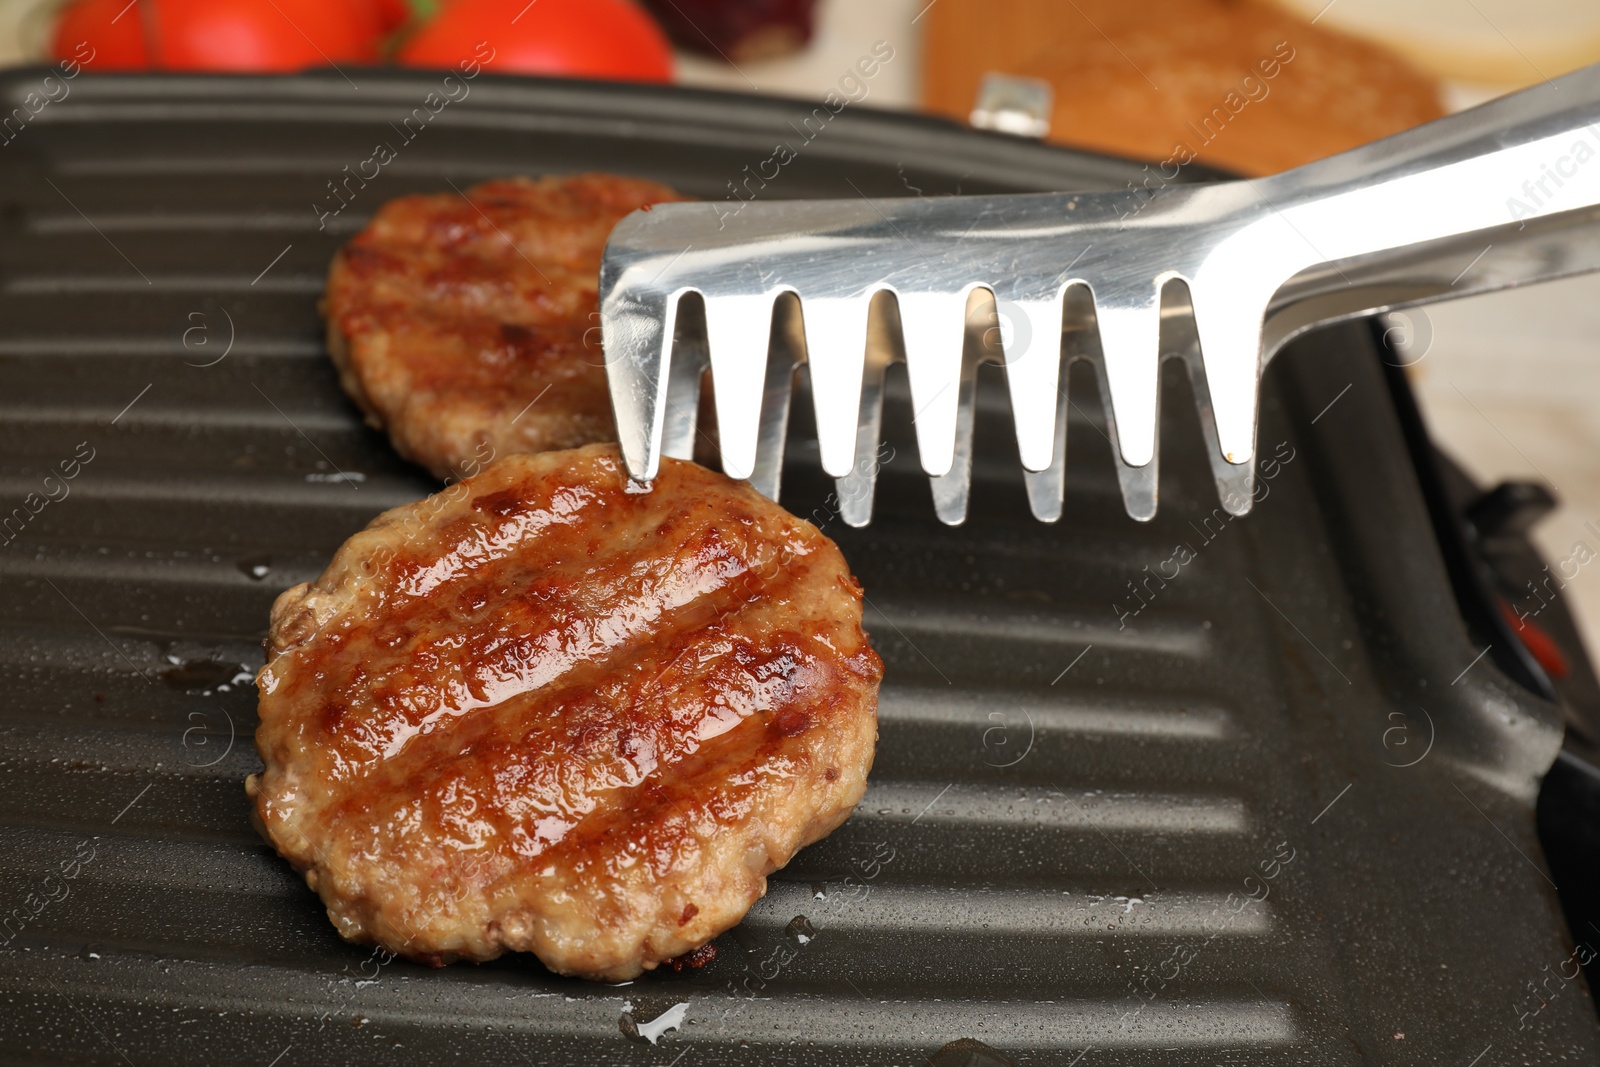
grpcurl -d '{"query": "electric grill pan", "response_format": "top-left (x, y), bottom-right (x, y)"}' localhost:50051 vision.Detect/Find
top-left (0, 69), bottom-right (1595, 1065)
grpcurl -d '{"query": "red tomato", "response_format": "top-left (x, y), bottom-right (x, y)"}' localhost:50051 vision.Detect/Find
top-left (377, 0), bottom-right (415, 31)
top-left (149, 0), bottom-right (380, 70)
top-left (51, 0), bottom-right (151, 70)
top-left (51, 0), bottom-right (384, 72)
top-left (352, 0), bottom-right (414, 37)
top-left (398, 0), bottom-right (673, 82)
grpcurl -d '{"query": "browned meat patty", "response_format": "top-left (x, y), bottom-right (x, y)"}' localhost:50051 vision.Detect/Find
top-left (247, 444), bottom-right (882, 980)
top-left (323, 174), bottom-right (689, 481)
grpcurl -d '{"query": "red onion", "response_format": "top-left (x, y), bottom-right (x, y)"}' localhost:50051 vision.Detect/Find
top-left (640, 0), bottom-right (820, 62)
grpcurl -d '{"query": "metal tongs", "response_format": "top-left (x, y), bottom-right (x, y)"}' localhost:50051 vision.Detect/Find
top-left (599, 63), bottom-right (1600, 525)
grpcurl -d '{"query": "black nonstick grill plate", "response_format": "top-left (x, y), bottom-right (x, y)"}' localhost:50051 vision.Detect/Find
top-left (0, 69), bottom-right (1595, 1065)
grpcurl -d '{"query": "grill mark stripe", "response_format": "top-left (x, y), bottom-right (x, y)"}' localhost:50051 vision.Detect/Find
top-left (0, 954), bottom-right (1304, 1049)
top-left (5, 277), bottom-right (324, 295)
top-left (0, 824), bottom-right (1278, 940)
top-left (855, 781), bottom-right (1248, 834)
top-left (877, 686), bottom-right (1233, 738)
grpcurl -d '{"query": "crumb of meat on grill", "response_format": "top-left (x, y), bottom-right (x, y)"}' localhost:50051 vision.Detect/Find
top-left (322, 174), bottom-right (689, 481)
top-left (246, 443), bottom-right (882, 981)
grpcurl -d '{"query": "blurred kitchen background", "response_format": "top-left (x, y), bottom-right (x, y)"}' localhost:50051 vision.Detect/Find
top-left (1, 0), bottom-right (1599, 662)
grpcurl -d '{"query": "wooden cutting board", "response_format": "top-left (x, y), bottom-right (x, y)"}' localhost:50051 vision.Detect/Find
top-left (920, 0), bottom-right (1061, 126)
top-left (918, 0), bottom-right (1446, 175)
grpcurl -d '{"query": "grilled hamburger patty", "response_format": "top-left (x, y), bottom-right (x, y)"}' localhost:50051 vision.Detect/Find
top-left (247, 445), bottom-right (882, 980)
top-left (323, 174), bottom-right (687, 480)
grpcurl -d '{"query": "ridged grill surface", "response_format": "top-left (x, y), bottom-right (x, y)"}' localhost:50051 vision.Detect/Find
top-left (0, 70), bottom-right (1594, 1065)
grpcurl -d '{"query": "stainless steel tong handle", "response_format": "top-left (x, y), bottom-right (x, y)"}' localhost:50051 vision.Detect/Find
top-left (1215, 61), bottom-right (1600, 463)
